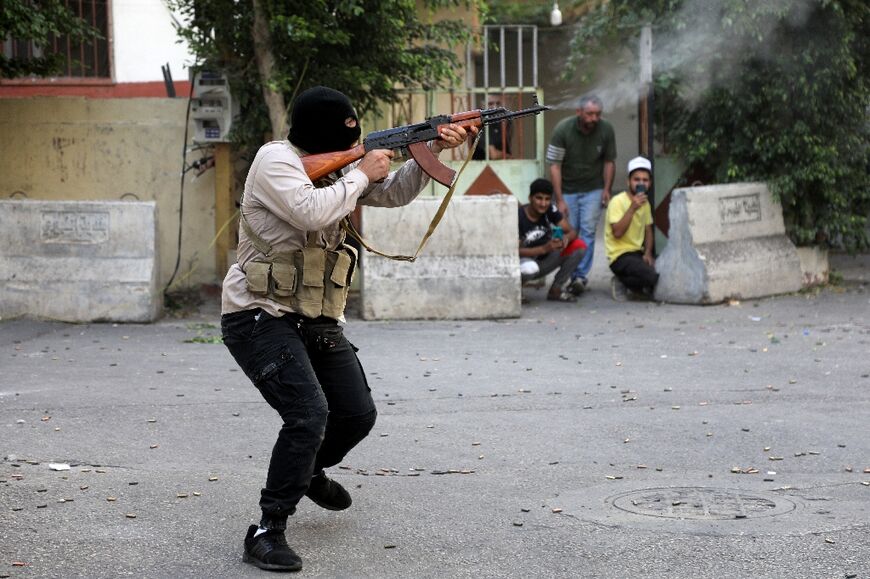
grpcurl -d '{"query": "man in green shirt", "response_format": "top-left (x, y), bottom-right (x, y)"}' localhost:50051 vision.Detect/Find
top-left (547, 94), bottom-right (617, 294)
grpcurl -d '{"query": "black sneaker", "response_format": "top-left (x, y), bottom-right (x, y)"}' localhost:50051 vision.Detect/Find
top-left (305, 471), bottom-right (352, 511)
top-left (243, 525), bottom-right (303, 572)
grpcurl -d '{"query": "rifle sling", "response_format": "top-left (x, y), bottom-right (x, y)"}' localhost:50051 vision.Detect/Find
top-left (342, 132), bottom-right (482, 262)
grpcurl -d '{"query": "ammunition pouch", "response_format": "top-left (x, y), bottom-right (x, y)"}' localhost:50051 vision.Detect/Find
top-left (241, 239), bottom-right (356, 320)
top-left (293, 244), bottom-right (357, 319)
top-left (239, 209), bottom-right (358, 319)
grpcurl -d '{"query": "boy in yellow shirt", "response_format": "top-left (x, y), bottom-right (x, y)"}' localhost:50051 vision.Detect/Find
top-left (604, 156), bottom-right (659, 300)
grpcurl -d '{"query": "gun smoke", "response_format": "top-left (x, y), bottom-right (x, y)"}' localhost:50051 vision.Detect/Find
top-left (553, 0), bottom-right (818, 111)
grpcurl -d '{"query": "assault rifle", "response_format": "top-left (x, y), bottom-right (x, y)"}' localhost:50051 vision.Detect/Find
top-left (301, 97), bottom-right (549, 187)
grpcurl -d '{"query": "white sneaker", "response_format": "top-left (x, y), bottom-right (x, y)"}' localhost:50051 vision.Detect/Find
top-left (610, 277), bottom-right (628, 302)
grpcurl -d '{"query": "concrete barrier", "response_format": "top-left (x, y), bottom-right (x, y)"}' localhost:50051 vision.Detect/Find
top-left (361, 195), bottom-right (520, 320)
top-left (0, 97), bottom-right (218, 288)
top-left (654, 183), bottom-right (802, 304)
top-left (796, 246), bottom-right (829, 287)
top-left (0, 200), bottom-right (161, 322)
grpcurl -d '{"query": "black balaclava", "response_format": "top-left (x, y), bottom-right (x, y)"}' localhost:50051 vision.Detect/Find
top-left (288, 86), bottom-right (361, 154)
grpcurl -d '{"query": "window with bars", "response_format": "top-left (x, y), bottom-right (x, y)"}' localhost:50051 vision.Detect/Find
top-left (2, 0), bottom-right (111, 80)
top-left (465, 25), bottom-right (542, 161)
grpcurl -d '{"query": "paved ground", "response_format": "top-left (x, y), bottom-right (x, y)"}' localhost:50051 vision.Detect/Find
top-left (1, 271), bottom-right (869, 578)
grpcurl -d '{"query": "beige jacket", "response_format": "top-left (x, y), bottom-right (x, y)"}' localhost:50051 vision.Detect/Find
top-left (221, 140), bottom-right (434, 318)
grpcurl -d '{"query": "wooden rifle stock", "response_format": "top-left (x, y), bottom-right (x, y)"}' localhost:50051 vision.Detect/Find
top-left (448, 110), bottom-right (485, 126)
top-left (301, 143), bottom-right (366, 182)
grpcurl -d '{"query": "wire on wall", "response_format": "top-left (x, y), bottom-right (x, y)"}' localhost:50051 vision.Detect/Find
top-left (163, 81), bottom-right (196, 294)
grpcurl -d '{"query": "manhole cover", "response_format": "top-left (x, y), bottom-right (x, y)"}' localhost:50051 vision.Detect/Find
top-left (609, 487), bottom-right (796, 520)
top-left (554, 479), bottom-right (868, 536)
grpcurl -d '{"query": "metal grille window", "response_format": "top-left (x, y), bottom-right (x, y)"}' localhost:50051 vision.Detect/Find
top-left (464, 25), bottom-right (542, 161)
top-left (2, 0), bottom-right (111, 80)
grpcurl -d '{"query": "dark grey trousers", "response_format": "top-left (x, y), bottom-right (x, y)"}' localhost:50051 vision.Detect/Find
top-left (221, 309), bottom-right (376, 528)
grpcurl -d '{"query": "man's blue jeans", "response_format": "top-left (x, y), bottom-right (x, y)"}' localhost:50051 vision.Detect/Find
top-left (563, 188), bottom-right (603, 281)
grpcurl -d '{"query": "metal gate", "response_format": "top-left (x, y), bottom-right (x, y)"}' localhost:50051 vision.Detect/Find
top-left (375, 25), bottom-right (547, 199)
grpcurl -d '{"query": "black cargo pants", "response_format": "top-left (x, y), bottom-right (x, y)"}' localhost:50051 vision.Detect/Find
top-left (610, 251), bottom-right (659, 294)
top-left (221, 309), bottom-right (377, 528)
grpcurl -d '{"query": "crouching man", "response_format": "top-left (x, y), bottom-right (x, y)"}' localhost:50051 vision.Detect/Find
top-left (604, 156), bottom-right (660, 300)
top-left (519, 178), bottom-right (587, 302)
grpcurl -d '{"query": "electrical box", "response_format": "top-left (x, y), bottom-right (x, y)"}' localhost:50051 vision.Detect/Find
top-left (191, 71), bottom-right (234, 143)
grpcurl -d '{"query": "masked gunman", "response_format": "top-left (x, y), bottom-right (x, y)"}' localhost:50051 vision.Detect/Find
top-left (220, 86), bottom-right (475, 571)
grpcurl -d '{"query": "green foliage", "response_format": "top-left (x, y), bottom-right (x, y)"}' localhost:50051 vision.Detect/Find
top-left (184, 322), bottom-right (222, 343)
top-left (0, 0), bottom-right (100, 77)
top-left (483, 0), bottom-right (550, 25)
top-left (184, 335), bottom-right (224, 344)
top-left (560, 0), bottom-right (680, 81)
top-left (566, 0), bottom-right (870, 250)
top-left (168, 0), bottom-right (478, 156)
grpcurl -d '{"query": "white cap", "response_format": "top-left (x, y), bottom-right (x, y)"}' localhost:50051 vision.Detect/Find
top-left (627, 156), bottom-right (652, 175)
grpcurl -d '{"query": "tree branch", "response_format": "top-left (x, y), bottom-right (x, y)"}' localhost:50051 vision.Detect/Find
top-left (251, 0), bottom-right (287, 139)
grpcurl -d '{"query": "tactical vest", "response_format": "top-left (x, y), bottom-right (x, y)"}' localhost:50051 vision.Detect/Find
top-left (239, 213), bottom-right (357, 319)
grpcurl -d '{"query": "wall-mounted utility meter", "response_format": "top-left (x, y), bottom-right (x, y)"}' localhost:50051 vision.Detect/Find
top-left (191, 71), bottom-right (234, 143)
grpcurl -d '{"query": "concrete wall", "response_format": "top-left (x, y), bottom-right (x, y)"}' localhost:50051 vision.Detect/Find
top-left (655, 183), bottom-right (803, 304)
top-left (797, 246), bottom-right (830, 287)
top-left (0, 97), bottom-right (217, 290)
top-left (361, 195), bottom-right (521, 320)
top-left (0, 200), bottom-right (160, 322)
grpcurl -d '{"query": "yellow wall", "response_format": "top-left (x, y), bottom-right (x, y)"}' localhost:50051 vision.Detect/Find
top-left (0, 97), bottom-right (219, 289)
